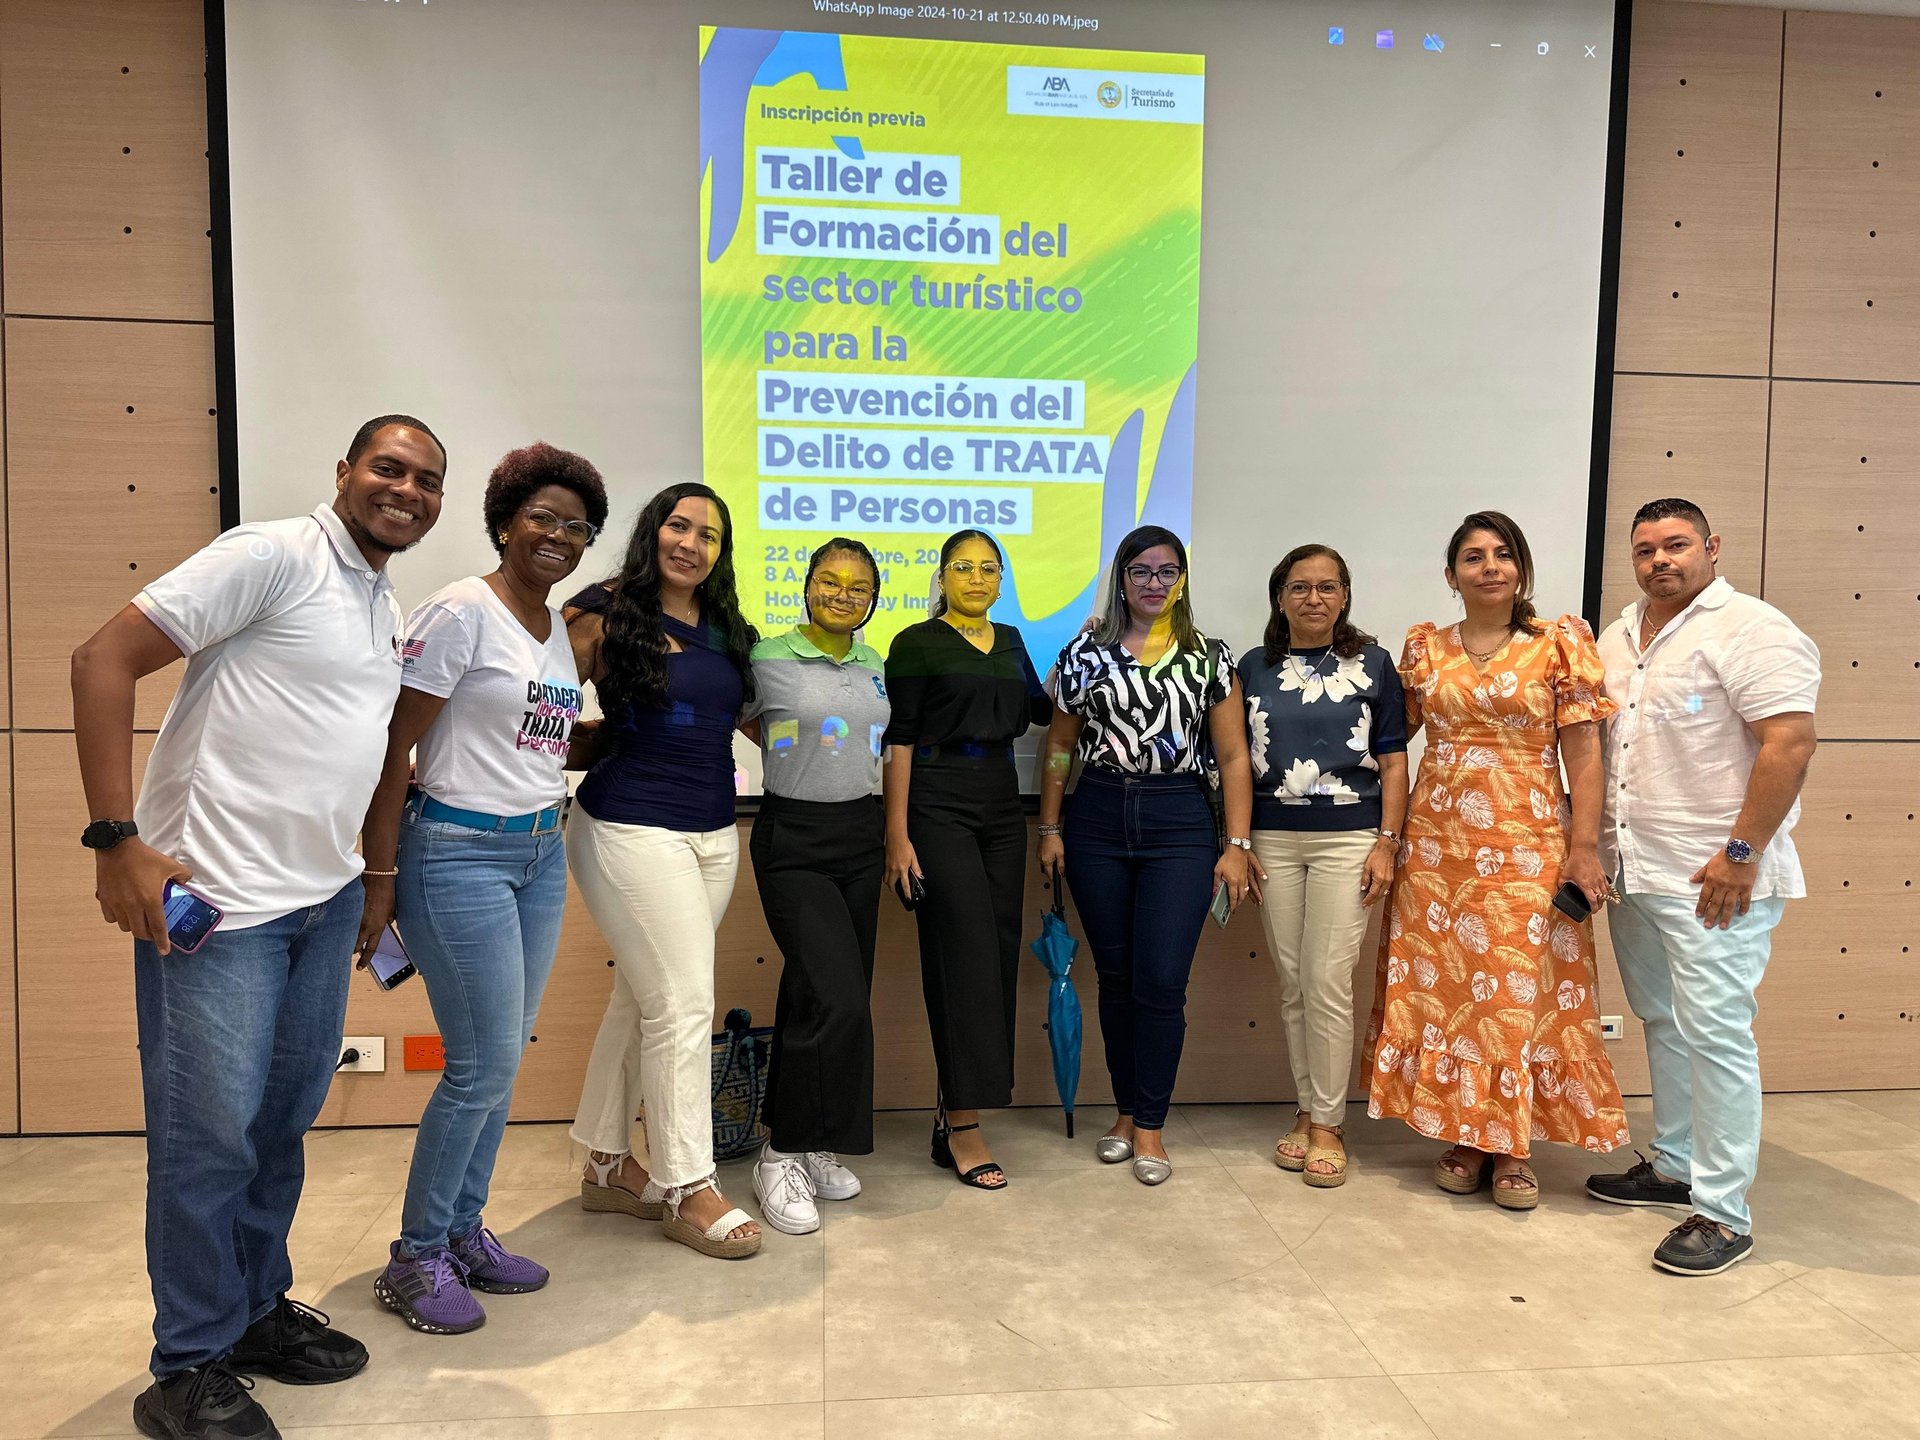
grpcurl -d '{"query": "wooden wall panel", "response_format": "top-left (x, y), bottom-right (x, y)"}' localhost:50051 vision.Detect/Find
top-left (1613, 2), bottom-right (1783, 377)
top-left (1758, 742), bottom-right (1918, 1088)
top-left (0, 321), bottom-right (10, 730)
top-left (4, 318), bottom-right (218, 729)
top-left (0, 743), bottom-right (15, 1133)
top-left (1773, 12), bottom-right (1920, 381)
top-left (1763, 379), bottom-right (1920, 739)
top-left (1601, 374), bottom-right (1770, 622)
top-left (0, 0), bottom-right (213, 321)
top-left (14, 732), bottom-right (151, 1132)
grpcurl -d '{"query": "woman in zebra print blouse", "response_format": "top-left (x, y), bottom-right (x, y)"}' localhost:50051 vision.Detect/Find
top-left (1036, 526), bottom-right (1260, 1185)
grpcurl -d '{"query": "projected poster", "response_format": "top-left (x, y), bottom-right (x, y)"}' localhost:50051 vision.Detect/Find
top-left (699, 27), bottom-right (1204, 667)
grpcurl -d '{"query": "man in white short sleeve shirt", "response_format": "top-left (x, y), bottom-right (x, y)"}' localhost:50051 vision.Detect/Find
top-left (1585, 497), bottom-right (1820, 1278)
top-left (71, 416), bottom-right (445, 1440)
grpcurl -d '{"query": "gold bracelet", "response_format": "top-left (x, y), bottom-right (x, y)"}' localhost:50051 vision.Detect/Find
top-left (363, 868), bottom-right (399, 877)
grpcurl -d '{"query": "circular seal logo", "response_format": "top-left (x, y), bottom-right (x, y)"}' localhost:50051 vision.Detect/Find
top-left (1097, 81), bottom-right (1122, 109)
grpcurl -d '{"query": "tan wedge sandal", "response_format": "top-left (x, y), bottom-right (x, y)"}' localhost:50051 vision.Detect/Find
top-left (661, 1176), bottom-right (762, 1259)
top-left (580, 1151), bottom-right (665, 1220)
top-left (1273, 1111), bottom-right (1310, 1172)
top-left (1303, 1124), bottom-right (1349, 1189)
top-left (1433, 1145), bottom-right (1490, 1195)
top-left (1491, 1157), bottom-right (1540, 1212)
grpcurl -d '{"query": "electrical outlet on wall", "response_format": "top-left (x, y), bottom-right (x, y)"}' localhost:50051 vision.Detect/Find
top-left (338, 1036), bottom-right (386, 1072)
top-left (1600, 1015), bottom-right (1625, 1042)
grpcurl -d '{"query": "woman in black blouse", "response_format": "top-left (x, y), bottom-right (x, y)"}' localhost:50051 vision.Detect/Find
top-left (884, 529), bottom-right (1052, 1189)
top-left (1036, 526), bottom-right (1259, 1184)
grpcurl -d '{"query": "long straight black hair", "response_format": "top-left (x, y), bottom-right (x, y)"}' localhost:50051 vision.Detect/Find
top-left (598, 482), bottom-right (757, 716)
top-left (1092, 525), bottom-right (1203, 653)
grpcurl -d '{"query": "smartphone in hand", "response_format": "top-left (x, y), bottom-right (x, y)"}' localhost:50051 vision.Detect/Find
top-left (896, 872), bottom-right (926, 911)
top-left (1550, 880), bottom-right (1593, 923)
top-left (162, 881), bottom-right (224, 954)
top-left (367, 923), bottom-right (418, 990)
top-left (1208, 878), bottom-right (1233, 928)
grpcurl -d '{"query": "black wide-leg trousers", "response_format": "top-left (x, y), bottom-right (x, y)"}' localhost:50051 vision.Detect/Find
top-left (751, 791), bottom-right (885, 1154)
top-left (906, 751), bottom-right (1027, 1111)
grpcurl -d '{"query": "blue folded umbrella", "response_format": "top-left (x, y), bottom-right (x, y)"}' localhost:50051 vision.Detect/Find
top-left (1029, 890), bottom-right (1083, 1137)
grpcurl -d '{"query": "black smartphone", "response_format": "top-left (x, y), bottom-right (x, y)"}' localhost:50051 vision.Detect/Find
top-left (1550, 880), bottom-right (1593, 923)
top-left (367, 924), bottom-right (418, 990)
top-left (161, 881), bottom-right (224, 954)
top-left (896, 871), bottom-right (926, 911)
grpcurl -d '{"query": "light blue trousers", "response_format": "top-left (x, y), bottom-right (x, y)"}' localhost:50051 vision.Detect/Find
top-left (1609, 886), bottom-right (1785, 1234)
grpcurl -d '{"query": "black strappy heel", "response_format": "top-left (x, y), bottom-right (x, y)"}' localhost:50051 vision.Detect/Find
top-left (931, 1106), bottom-right (1009, 1190)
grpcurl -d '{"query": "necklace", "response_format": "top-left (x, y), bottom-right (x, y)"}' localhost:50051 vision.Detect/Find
top-left (1458, 625), bottom-right (1509, 664)
top-left (1639, 610), bottom-right (1666, 648)
top-left (663, 597), bottom-right (698, 626)
top-left (1288, 647), bottom-right (1335, 685)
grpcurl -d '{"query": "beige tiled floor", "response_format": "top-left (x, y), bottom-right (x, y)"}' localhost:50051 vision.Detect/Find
top-left (2, 1093), bottom-right (1917, 1438)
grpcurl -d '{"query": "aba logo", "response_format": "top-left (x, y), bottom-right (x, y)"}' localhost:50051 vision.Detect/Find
top-left (1042, 74), bottom-right (1072, 93)
top-left (1097, 80), bottom-right (1122, 108)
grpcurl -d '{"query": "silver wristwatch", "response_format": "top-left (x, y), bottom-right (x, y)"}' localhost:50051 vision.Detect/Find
top-left (1226, 836), bottom-right (1253, 852)
top-left (1725, 837), bottom-right (1755, 865)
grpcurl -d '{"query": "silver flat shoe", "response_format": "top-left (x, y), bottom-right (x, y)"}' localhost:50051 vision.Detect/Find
top-left (1095, 1135), bottom-right (1133, 1164)
top-left (1132, 1154), bottom-right (1172, 1186)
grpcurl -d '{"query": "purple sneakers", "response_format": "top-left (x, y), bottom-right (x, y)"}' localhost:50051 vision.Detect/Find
top-left (373, 1242), bottom-right (485, 1335)
top-left (450, 1224), bottom-right (550, 1294)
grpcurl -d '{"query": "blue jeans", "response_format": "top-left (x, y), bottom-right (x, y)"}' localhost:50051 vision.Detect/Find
top-left (134, 878), bottom-right (362, 1379)
top-left (1062, 769), bottom-right (1218, 1129)
top-left (396, 806), bottom-right (568, 1253)
top-left (1609, 885), bottom-right (1786, 1234)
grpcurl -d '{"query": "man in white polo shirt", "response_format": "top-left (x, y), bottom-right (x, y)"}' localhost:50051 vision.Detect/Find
top-left (1585, 497), bottom-right (1819, 1278)
top-left (71, 416), bottom-right (445, 1440)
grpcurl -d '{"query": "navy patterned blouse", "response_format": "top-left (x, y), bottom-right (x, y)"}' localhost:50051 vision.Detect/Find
top-left (1237, 641), bottom-right (1407, 831)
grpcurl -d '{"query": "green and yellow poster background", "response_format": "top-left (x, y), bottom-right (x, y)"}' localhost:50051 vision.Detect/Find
top-left (700, 26), bottom-right (1204, 667)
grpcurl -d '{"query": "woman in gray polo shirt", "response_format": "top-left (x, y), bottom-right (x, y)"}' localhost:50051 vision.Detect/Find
top-left (743, 537), bottom-right (891, 1237)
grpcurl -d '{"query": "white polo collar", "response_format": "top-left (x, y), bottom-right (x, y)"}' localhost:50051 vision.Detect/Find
top-left (311, 503), bottom-right (390, 585)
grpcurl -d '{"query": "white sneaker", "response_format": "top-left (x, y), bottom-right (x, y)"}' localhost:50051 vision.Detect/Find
top-left (805, 1151), bottom-right (862, 1201)
top-left (752, 1147), bottom-right (820, 1235)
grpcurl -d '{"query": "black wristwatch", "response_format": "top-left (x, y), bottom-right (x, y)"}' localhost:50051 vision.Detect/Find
top-left (81, 818), bottom-right (138, 851)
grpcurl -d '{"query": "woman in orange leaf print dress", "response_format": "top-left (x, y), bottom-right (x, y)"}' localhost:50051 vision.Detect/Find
top-left (1364, 511), bottom-right (1629, 1210)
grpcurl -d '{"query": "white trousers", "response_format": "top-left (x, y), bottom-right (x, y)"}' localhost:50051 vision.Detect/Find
top-left (1251, 828), bottom-right (1378, 1125)
top-left (568, 811), bottom-right (738, 1187)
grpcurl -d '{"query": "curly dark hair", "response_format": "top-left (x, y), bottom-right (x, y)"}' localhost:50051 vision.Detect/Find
top-left (803, 536), bottom-right (882, 627)
top-left (597, 482), bottom-right (757, 716)
top-left (481, 442), bottom-right (610, 555)
top-left (1446, 510), bottom-right (1539, 634)
top-left (1263, 544), bottom-right (1376, 664)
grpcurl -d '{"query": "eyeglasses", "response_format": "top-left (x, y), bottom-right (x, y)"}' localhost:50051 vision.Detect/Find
top-left (812, 575), bottom-right (875, 604)
top-left (946, 560), bottom-right (1003, 579)
top-left (523, 507), bottom-right (600, 544)
top-left (1125, 565), bottom-right (1185, 588)
top-left (1284, 581), bottom-right (1345, 600)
